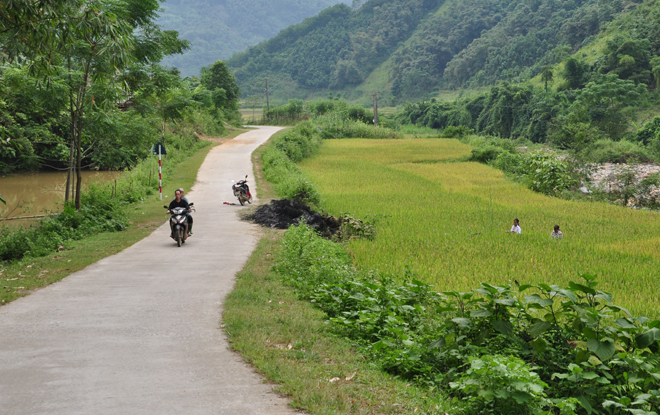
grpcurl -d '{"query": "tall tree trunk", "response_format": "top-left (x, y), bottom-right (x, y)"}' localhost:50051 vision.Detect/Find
top-left (74, 56), bottom-right (92, 210)
top-left (66, 112), bottom-right (76, 203)
top-left (75, 129), bottom-right (82, 210)
top-left (65, 57), bottom-right (75, 203)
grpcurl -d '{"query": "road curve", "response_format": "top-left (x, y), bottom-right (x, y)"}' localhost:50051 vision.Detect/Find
top-left (0, 126), bottom-right (296, 415)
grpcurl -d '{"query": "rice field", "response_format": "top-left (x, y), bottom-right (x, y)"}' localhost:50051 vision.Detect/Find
top-left (298, 139), bottom-right (660, 317)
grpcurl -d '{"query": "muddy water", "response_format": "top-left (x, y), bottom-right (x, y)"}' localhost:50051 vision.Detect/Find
top-left (0, 171), bottom-right (122, 222)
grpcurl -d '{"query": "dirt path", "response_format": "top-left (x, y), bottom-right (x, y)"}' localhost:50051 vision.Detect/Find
top-left (0, 127), bottom-right (296, 415)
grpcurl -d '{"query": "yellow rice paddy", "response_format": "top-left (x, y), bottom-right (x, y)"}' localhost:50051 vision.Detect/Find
top-left (299, 139), bottom-right (660, 317)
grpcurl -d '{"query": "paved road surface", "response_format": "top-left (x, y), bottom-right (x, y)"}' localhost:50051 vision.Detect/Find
top-left (0, 127), bottom-right (296, 414)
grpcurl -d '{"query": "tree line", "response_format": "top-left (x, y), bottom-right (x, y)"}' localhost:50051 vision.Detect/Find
top-left (158, 0), bottom-right (345, 77)
top-left (0, 0), bottom-right (241, 209)
top-left (226, 0), bottom-right (652, 103)
top-left (227, 0), bottom-right (441, 97)
top-left (398, 1), bottom-right (660, 165)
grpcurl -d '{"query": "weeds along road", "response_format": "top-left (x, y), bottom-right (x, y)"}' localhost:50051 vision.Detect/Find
top-left (0, 126), bottom-right (295, 415)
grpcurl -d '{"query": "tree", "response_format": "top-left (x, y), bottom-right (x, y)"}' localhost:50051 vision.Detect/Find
top-left (201, 61), bottom-right (241, 110)
top-left (651, 57), bottom-right (660, 90)
top-left (573, 74), bottom-right (646, 140)
top-left (562, 57), bottom-right (589, 90)
top-left (60, 2), bottom-right (134, 209)
top-left (2, 0), bottom-right (189, 209)
top-left (0, 0), bottom-right (81, 65)
top-left (541, 66), bottom-right (554, 92)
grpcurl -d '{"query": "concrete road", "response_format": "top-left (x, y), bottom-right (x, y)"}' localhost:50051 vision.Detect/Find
top-left (0, 127), bottom-right (296, 415)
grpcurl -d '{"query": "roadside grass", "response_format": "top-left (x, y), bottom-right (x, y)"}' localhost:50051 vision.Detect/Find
top-left (251, 128), bottom-right (289, 202)
top-left (223, 229), bottom-right (447, 415)
top-left (299, 139), bottom-right (660, 317)
top-left (222, 132), bottom-right (449, 414)
top-left (0, 131), bottom-right (246, 305)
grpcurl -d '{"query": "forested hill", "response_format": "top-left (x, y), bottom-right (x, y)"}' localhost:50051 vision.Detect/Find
top-left (226, 0), bottom-right (646, 103)
top-left (158, 0), bottom-right (347, 77)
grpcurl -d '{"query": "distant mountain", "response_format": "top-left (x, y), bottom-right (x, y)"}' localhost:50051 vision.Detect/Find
top-left (157, 0), bottom-right (348, 77)
top-left (226, 0), bottom-right (647, 104)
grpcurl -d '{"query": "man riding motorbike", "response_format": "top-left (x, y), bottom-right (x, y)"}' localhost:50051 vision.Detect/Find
top-left (172, 187), bottom-right (194, 235)
top-left (167, 189), bottom-right (190, 242)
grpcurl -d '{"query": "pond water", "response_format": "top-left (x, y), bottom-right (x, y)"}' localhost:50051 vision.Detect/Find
top-left (0, 171), bottom-right (122, 223)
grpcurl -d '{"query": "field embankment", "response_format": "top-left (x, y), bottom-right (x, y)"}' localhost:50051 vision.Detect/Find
top-left (299, 139), bottom-right (660, 317)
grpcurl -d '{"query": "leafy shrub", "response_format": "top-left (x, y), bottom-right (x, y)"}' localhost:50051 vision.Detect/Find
top-left (275, 221), bottom-right (355, 298)
top-left (273, 121), bottom-right (322, 162)
top-left (316, 111), bottom-right (400, 139)
top-left (467, 137), bottom-right (518, 163)
top-left (260, 124), bottom-right (323, 204)
top-left (493, 151), bottom-right (524, 174)
top-left (520, 151), bottom-right (577, 196)
top-left (489, 150), bottom-right (576, 196)
top-left (275, 224), bottom-right (660, 414)
top-left (470, 145), bottom-right (508, 163)
top-left (547, 121), bottom-right (602, 152)
top-left (0, 192), bottom-right (127, 262)
top-left (449, 355), bottom-right (550, 414)
top-left (634, 117), bottom-right (660, 145)
top-left (581, 139), bottom-right (656, 164)
top-left (441, 126), bottom-right (474, 138)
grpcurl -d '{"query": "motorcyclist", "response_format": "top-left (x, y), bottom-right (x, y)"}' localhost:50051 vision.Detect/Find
top-left (167, 189), bottom-right (190, 241)
top-left (172, 187), bottom-right (194, 235)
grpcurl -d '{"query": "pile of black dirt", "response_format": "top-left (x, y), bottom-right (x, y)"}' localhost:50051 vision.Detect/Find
top-left (246, 199), bottom-right (342, 238)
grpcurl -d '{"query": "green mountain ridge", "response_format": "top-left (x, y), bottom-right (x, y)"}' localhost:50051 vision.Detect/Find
top-left (157, 0), bottom-right (348, 77)
top-left (227, 0), bottom-right (648, 105)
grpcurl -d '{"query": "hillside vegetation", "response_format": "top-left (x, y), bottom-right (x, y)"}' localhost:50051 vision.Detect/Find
top-left (158, 0), bottom-right (346, 77)
top-left (227, 0), bottom-right (647, 103)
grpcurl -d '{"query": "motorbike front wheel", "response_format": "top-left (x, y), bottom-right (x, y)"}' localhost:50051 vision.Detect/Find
top-left (176, 227), bottom-right (182, 247)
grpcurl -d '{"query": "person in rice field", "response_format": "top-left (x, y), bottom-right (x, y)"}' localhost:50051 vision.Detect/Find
top-left (551, 224), bottom-right (563, 240)
top-left (506, 218), bottom-right (521, 234)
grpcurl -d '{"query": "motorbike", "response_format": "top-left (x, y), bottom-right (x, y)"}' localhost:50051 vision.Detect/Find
top-left (232, 175), bottom-right (252, 206)
top-left (164, 203), bottom-right (194, 247)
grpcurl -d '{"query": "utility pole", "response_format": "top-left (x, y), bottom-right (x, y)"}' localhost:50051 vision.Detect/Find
top-left (373, 93), bottom-right (379, 127)
top-left (265, 78), bottom-right (270, 112)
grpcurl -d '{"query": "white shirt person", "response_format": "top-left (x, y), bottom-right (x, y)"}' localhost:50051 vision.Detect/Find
top-left (551, 225), bottom-right (563, 240)
top-left (506, 219), bottom-right (521, 234)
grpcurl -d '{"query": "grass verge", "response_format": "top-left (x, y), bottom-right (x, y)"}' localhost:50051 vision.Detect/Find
top-left (223, 229), bottom-right (446, 414)
top-left (0, 131), bottom-right (246, 305)
top-left (224, 131), bottom-right (447, 414)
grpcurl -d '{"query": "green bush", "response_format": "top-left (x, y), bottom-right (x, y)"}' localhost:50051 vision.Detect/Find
top-left (492, 151), bottom-right (523, 174)
top-left (441, 125), bottom-right (474, 138)
top-left (467, 137), bottom-right (518, 163)
top-left (261, 124), bottom-right (322, 205)
top-left (581, 139), bottom-right (656, 164)
top-left (547, 121), bottom-right (602, 152)
top-left (316, 111), bottom-right (400, 139)
top-left (449, 355), bottom-right (550, 414)
top-left (470, 145), bottom-right (507, 163)
top-left (273, 121), bottom-right (322, 162)
top-left (520, 151), bottom-right (577, 196)
top-left (274, 221), bottom-right (355, 298)
top-left (275, 224), bottom-right (660, 415)
top-left (635, 117), bottom-right (660, 145)
top-left (0, 192), bottom-right (127, 262)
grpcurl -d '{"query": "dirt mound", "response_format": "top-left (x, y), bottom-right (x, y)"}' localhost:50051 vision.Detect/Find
top-left (246, 199), bottom-right (341, 237)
